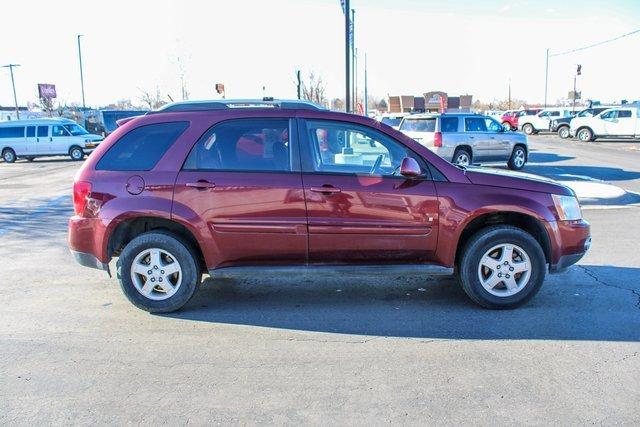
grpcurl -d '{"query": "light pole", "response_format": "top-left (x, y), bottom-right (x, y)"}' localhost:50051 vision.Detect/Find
top-left (364, 52), bottom-right (368, 116)
top-left (544, 48), bottom-right (549, 108)
top-left (2, 64), bottom-right (21, 119)
top-left (77, 35), bottom-right (86, 109)
top-left (351, 8), bottom-right (356, 109)
top-left (344, 0), bottom-right (351, 112)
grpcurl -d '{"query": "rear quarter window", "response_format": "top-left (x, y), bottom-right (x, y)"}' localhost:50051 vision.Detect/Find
top-left (0, 127), bottom-right (25, 138)
top-left (96, 121), bottom-right (189, 171)
top-left (399, 118), bottom-right (436, 132)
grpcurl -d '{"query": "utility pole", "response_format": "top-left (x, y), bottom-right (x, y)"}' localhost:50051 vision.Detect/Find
top-left (364, 52), bottom-right (368, 116)
top-left (77, 35), bottom-right (86, 109)
top-left (296, 69), bottom-right (302, 99)
top-left (344, 0), bottom-right (351, 113)
top-left (508, 78), bottom-right (511, 110)
top-left (544, 48), bottom-right (549, 109)
top-left (2, 64), bottom-right (21, 119)
top-left (354, 48), bottom-right (358, 113)
top-left (351, 8), bottom-right (356, 112)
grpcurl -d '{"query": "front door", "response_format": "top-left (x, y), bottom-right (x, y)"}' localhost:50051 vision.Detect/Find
top-left (51, 124), bottom-right (72, 154)
top-left (298, 118), bottom-right (439, 264)
top-left (173, 117), bottom-right (307, 270)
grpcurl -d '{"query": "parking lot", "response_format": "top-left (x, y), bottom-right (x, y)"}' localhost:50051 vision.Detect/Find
top-left (1, 134), bottom-right (639, 424)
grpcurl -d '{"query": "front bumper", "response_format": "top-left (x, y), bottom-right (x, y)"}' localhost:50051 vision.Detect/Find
top-left (549, 220), bottom-right (591, 273)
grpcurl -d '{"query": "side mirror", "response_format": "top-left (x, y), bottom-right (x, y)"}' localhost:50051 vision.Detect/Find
top-left (400, 157), bottom-right (422, 178)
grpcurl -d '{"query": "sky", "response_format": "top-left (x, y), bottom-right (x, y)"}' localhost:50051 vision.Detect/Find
top-left (1, 0), bottom-right (639, 108)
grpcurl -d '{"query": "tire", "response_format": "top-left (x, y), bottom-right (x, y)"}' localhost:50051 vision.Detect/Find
top-left (2, 148), bottom-right (16, 163)
top-left (522, 123), bottom-right (535, 135)
top-left (452, 147), bottom-right (472, 167)
top-left (69, 146), bottom-right (84, 161)
top-left (507, 145), bottom-right (527, 170)
top-left (501, 122), bottom-right (513, 131)
top-left (558, 126), bottom-right (570, 139)
top-left (457, 225), bottom-right (546, 309)
top-left (116, 231), bottom-right (201, 313)
top-left (577, 128), bottom-right (593, 142)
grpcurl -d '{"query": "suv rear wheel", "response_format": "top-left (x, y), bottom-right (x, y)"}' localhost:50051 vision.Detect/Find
top-left (457, 225), bottom-right (546, 309)
top-left (577, 128), bottom-right (594, 142)
top-left (117, 231), bottom-right (201, 313)
top-left (453, 147), bottom-right (472, 167)
top-left (522, 123), bottom-right (535, 135)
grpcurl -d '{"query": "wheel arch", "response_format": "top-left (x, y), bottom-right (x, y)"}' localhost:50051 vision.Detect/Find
top-left (454, 211), bottom-right (552, 267)
top-left (106, 216), bottom-right (206, 273)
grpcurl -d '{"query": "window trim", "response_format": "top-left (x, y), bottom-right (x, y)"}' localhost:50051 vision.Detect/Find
top-left (297, 118), bottom-right (435, 181)
top-left (181, 117), bottom-right (300, 174)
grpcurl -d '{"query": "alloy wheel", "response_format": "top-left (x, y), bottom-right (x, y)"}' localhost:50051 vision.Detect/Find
top-left (455, 152), bottom-right (471, 166)
top-left (477, 243), bottom-right (531, 297)
top-left (513, 149), bottom-right (526, 168)
top-left (130, 248), bottom-right (183, 301)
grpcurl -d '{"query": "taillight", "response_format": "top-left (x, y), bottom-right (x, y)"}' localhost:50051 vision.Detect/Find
top-left (73, 181), bottom-right (92, 216)
top-left (434, 131), bottom-right (443, 147)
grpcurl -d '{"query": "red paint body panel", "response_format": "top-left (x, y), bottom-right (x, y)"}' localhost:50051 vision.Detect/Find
top-left (68, 105), bottom-right (590, 275)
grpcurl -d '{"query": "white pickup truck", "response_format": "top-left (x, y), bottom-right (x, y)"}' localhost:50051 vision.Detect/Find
top-left (518, 108), bottom-right (573, 135)
top-left (570, 106), bottom-right (640, 141)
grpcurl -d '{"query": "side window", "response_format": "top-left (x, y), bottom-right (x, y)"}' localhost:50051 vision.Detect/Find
top-left (550, 111), bottom-right (560, 117)
top-left (600, 110), bottom-right (616, 120)
top-left (183, 119), bottom-right (291, 172)
top-left (52, 125), bottom-right (70, 137)
top-left (484, 118), bottom-right (502, 132)
top-left (96, 121), bottom-right (189, 171)
top-left (37, 126), bottom-right (49, 137)
top-left (303, 120), bottom-right (417, 177)
top-left (464, 117), bottom-right (487, 132)
top-left (440, 117), bottom-right (458, 133)
top-left (26, 126), bottom-right (36, 137)
top-left (618, 110), bottom-right (632, 118)
top-left (0, 127), bottom-right (25, 138)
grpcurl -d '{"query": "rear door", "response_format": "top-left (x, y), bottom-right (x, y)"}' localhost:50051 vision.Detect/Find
top-left (604, 109), bottom-right (635, 136)
top-left (24, 126), bottom-right (37, 153)
top-left (298, 118), bottom-right (439, 264)
top-left (173, 117), bottom-right (307, 270)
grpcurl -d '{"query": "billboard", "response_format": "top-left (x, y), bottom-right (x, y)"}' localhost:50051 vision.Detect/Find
top-left (38, 84), bottom-right (57, 99)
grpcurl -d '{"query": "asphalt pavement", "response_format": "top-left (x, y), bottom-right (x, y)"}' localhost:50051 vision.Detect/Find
top-left (1, 135), bottom-right (639, 424)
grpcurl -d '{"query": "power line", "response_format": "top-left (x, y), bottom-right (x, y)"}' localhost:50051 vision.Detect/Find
top-left (550, 28), bottom-right (640, 57)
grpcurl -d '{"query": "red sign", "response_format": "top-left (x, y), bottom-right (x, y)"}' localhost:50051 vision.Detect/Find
top-left (38, 83), bottom-right (57, 99)
top-left (439, 95), bottom-right (446, 113)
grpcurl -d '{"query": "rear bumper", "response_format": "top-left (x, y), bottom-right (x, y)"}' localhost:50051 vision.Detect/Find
top-left (70, 249), bottom-right (109, 271)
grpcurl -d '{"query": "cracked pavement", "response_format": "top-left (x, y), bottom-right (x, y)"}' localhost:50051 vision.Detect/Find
top-left (1, 136), bottom-right (639, 424)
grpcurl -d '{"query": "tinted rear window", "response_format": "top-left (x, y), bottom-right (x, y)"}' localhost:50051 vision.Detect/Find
top-left (381, 117), bottom-right (403, 127)
top-left (399, 118), bottom-right (436, 132)
top-left (440, 117), bottom-right (459, 132)
top-left (0, 127), bottom-right (25, 138)
top-left (96, 122), bottom-right (189, 171)
top-left (618, 110), bottom-right (632, 118)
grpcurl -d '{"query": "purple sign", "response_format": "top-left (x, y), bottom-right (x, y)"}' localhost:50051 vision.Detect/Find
top-left (38, 83), bottom-right (57, 99)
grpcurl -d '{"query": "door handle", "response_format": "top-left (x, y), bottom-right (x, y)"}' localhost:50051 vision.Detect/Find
top-left (49, 137), bottom-right (52, 142)
top-left (468, 136), bottom-right (475, 139)
top-left (310, 186), bottom-right (341, 195)
top-left (36, 138), bottom-right (39, 142)
top-left (186, 180), bottom-right (216, 190)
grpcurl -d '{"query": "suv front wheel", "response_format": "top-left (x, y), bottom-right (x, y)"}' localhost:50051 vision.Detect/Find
top-left (522, 123), bottom-right (535, 135)
top-left (117, 231), bottom-right (201, 313)
top-left (457, 225), bottom-right (546, 309)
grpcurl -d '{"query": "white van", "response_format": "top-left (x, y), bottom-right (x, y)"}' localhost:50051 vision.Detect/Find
top-left (0, 118), bottom-right (103, 163)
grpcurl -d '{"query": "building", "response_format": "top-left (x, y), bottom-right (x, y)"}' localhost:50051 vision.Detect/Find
top-left (387, 92), bottom-right (473, 113)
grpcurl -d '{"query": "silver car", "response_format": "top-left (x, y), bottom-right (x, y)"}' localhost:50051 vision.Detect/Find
top-left (398, 113), bottom-right (528, 170)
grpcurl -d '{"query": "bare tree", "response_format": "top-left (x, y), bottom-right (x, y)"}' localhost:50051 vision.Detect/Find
top-left (301, 72), bottom-right (327, 106)
top-left (139, 87), bottom-right (168, 110)
top-left (36, 96), bottom-right (57, 117)
top-left (330, 98), bottom-right (345, 111)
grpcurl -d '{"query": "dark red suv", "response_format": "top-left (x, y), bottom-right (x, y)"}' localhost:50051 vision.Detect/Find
top-left (68, 99), bottom-right (591, 312)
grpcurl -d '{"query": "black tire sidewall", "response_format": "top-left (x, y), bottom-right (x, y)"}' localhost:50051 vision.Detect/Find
top-left (453, 147), bottom-right (472, 165)
top-left (558, 127), bottom-right (569, 139)
top-left (70, 146), bottom-right (84, 161)
top-left (508, 146), bottom-right (526, 170)
top-left (578, 128), bottom-right (592, 142)
top-left (117, 232), bottom-right (200, 313)
top-left (523, 124), bottom-right (533, 135)
top-left (3, 149), bottom-right (16, 163)
top-left (459, 226), bottom-right (546, 309)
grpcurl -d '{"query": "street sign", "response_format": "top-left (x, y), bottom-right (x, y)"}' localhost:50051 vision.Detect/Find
top-left (215, 83), bottom-right (225, 95)
top-left (38, 83), bottom-right (56, 99)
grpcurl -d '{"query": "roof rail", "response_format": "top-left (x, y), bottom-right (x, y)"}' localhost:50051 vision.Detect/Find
top-left (149, 98), bottom-right (325, 114)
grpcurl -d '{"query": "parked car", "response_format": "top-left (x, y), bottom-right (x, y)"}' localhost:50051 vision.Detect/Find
top-left (518, 108), bottom-right (573, 135)
top-left (374, 112), bottom-right (410, 130)
top-left (550, 107), bottom-right (610, 139)
top-left (570, 106), bottom-right (640, 141)
top-left (501, 109), bottom-right (542, 131)
top-left (68, 99), bottom-right (590, 312)
top-left (398, 113), bottom-right (528, 170)
top-left (0, 118), bottom-right (103, 163)
top-left (484, 110), bottom-right (505, 121)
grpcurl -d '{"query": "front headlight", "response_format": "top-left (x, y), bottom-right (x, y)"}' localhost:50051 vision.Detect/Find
top-left (552, 194), bottom-right (582, 220)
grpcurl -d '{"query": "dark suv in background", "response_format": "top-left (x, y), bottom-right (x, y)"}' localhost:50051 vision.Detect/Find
top-left (68, 99), bottom-right (591, 313)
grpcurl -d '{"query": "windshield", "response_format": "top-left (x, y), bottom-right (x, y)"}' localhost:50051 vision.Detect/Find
top-left (381, 117), bottom-right (403, 127)
top-left (399, 118), bottom-right (436, 132)
top-left (63, 124), bottom-right (90, 136)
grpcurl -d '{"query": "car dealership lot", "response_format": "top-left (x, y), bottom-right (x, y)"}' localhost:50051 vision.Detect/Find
top-left (1, 136), bottom-right (639, 424)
